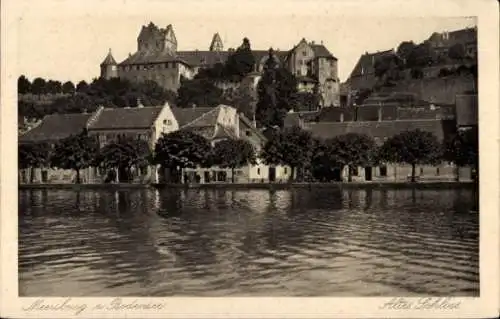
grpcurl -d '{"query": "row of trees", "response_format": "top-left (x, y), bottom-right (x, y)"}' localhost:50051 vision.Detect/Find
top-left (19, 77), bottom-right (177, 120)
top-left (19, 130), bottom-right (258, 184)
top-left (19, 126), bottom-right (478, 184)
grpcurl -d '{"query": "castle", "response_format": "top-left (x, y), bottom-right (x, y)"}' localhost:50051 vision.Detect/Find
top-left (100, 22), bottom-right (340, 107)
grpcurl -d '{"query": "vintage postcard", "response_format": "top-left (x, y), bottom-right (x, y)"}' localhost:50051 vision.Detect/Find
top-left (1, 0), bottom-right (499, 318)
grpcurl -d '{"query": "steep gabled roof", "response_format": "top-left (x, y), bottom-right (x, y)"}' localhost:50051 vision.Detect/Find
top-left (170, 107), bottom-right (216, 127)
top-left (311, 44), bottom-right (337, 60)
top-left (19, 113), bottom-right (93, 143)
top-left (180, 106), bottom-right (220, 128)
top-left (88, 106), bottom-right (164, 130)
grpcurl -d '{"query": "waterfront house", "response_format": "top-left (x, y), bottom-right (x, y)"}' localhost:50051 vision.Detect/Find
top-left (18, 112), bottom-right (98, 184)
top-left (178, 104), bottom-right (293, 183)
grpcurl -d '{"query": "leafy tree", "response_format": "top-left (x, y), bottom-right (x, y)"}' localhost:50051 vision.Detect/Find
top-left (154, 130), bottom-right (212, 183)
top-left (443, 127), bottom-right (478, 181)
top-left (212, 139), bottom-right (257, 182)
top-left (260, 126), bottom-right (314, 182)
top-left (310, 138), bottom-right (343, 182)
top-left (256, 48), bottom-right (298, 128)
top-left (96, 137), bottom-right (152, 183)
top-left (46, 80), bottom-right (62, 94)
top-left (397, 41), bottom-right (417, 63)
top-left (76, 80), bottom-right (89, 93)
top-left (18, 75), bottom-right (32, 94)
top-left (379, 129), bottom-right (442, 182)
top-left (329, 133), bottom-right (377, 182)
top-left (406, 43), bottom-right (433, 68)
top-left (295, 92), bottom-right (320, 112)
top-left (224, 37), bottom-right (256, 80)
top-left (18, 142), bottom-right (52, 183)
top-left (176, 77), bottom-right (225, 107)
top-left (51, 131), bottom-right (99, 184)
top-left (31, 77), bottom-right (47, 96)
top-left (374, 54), bottom-right (398, 78)
top-left (448, 43), bottom-right (466, 60)
top-left (62, 81), bottom-right (76, 94)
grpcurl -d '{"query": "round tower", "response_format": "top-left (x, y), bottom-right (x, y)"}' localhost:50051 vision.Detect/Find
top-left (100, 49), bottom-right (118, 79)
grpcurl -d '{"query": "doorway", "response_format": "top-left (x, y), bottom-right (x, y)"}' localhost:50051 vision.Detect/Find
top-left (364, 167), bottom-right (372, 181)
top-left (269, 167), bottom-right (276, 182)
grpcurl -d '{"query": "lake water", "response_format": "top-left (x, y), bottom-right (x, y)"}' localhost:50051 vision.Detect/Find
top-left (19, 187), bottom-right (479, 296)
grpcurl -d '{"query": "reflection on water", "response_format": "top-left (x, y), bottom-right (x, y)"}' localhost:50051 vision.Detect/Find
top-left (19, 187), bottom-right (479, 296)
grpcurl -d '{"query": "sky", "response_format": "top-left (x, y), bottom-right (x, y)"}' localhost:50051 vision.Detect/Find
top-left (12, 0), bottom-right (476, 84)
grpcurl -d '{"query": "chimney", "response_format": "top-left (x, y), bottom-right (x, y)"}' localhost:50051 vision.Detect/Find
top-left (137, 98), bottom-right (144, 108)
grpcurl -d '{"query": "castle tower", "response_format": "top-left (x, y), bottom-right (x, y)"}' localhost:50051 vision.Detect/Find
top-left (209, 33), bottom-right (224, 52)
top-left (164, 24), bottom-right (177, 53)
top-left (100, 49), bottom-right (118, 79)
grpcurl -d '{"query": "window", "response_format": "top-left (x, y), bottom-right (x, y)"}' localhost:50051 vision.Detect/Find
top-left (245, 130), bottom-right (251, 136)
top-left (140, 166), bottom-right (148, 175)
top-left (302, 51), bottom-right (307, 56)
top-left (379, 165), bottom-right (387, 177)
top-left (436, 167), bottom-right (440, 176)
top-left (257, 168), bottom-right (261, 175)
top-left (420, 167), bottom-right (424, 175)
top-left (284, 167), bottom-right (288, 174)
top-left (217, 171), bottom-right (227, 182)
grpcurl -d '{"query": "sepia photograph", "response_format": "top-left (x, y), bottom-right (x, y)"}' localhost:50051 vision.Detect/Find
top-left (1, 0), bottom-right (499, 318)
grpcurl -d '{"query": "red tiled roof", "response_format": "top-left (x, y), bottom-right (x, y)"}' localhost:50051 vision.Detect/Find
top-left (19, 113), bottom-right (93, 143)
top-left (88, 106), bottom-right (163, 130)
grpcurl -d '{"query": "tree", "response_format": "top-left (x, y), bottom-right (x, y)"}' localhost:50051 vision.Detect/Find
top-left (261, 126), bottom-right (314, 182)
top-left (46, 80), bottom-right (62, 94)
top-left (212, 139), bottom-right (257, 182)
top-left (310, 138), bottom-right (343, 182)
top-left (51, 132), bottom-right (99, 184)
top-left (18, 75), bottom-right (32, 94)
top-left (96, 137), bottom-right (152, 183)
top-left (379, 129), bottom-right (442, 182)
top-left (31, 77), bottom-right (47, 96)
top-left (443, 127), bottom-right (478, 181)
top-left (62, 81), bottom-right (76, 94)
top-left (406, 43), bottom-right (432, 68)
top-left (176, 77), bottom-right (225, 107)
top-left (329, 133), bottom-right (377, 182)
top-left (448, 43), bottom-right (466, 60)
top-left (256, 48), bottom-right (298, 128)
top-left (18, 142), bottom-right (52, 183)
top-left (154, 130), bottom-right (212, 183)
top-left (224, 37), bottom-right (256, 80)
top-left (76, 80), bottom-right (89, 93)
top-left (397, 41), bottom-right (417, 63)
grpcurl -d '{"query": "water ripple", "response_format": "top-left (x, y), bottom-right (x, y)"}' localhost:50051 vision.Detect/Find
top-left (19, 188), bottom-right (478, 296)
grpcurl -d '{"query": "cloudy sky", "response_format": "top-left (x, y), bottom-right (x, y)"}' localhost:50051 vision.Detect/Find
top-left (13, 0), bottom-right (476, 83)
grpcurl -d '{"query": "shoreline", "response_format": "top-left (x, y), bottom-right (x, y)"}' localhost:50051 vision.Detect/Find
top-left (19, 181), bottom-right (476, 190)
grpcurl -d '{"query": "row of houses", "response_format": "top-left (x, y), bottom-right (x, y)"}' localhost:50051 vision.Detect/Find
top-left (19, 102), bottom-right (293, 184)
top-left (19, 93), bottom-right (477, 184)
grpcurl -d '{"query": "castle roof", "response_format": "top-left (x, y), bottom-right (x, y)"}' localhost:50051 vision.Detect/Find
top-left (88, 106), bottom-right (164, 130)
top-left (19, 113), bottom-right (93, 143)
top-left (304, 119), bottom-right (450, 144)
top-left (100, 49), bottom-right (117, 66)
top-left (120, 50), bottom-right (189, 65)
